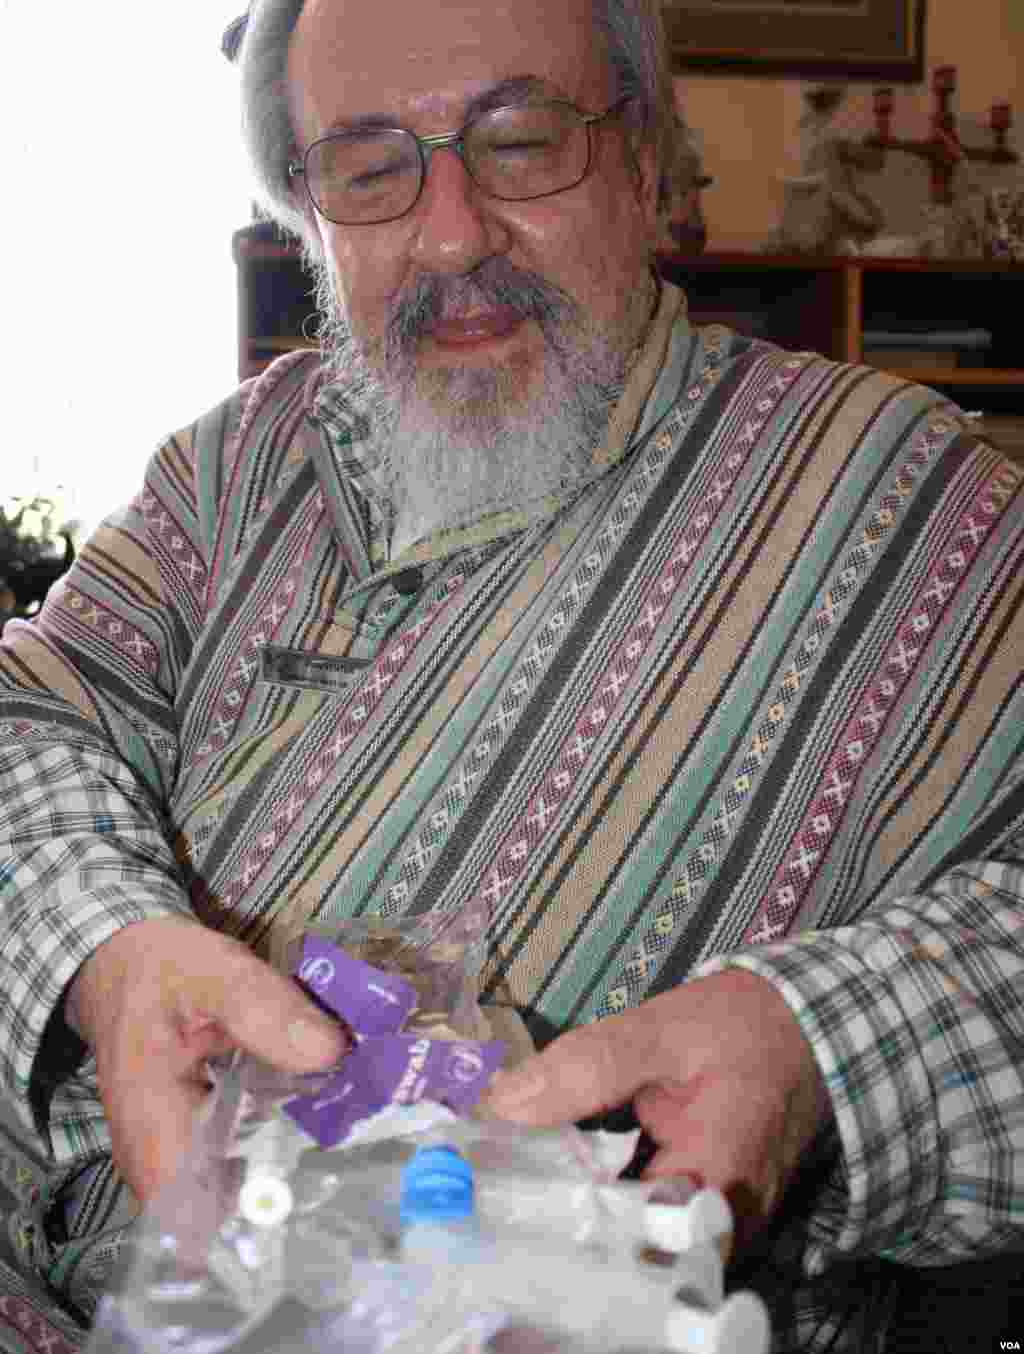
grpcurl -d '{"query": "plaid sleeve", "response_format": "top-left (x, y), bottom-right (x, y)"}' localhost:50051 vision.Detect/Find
top-left (0, 426), bottom-right (217, 1164)
top-left (696, 845), bottom-right (1024, 1271)
top-left (0, 738), bottom-right (196, 1160)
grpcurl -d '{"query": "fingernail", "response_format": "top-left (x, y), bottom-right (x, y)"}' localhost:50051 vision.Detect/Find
top-left (288, 1017), bottom-right (345, 1065)
top-left (486, 1063), bottom-right (547, 1109)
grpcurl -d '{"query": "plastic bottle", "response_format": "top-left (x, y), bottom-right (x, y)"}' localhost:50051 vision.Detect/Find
top-left (395, 1147), bottom-right (769, 1354)
top-left (399, 1144), bottom-right (482, 1263)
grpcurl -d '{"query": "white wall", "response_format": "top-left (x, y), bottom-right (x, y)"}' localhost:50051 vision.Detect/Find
top-left (1, 3), bottom-right (254, 536)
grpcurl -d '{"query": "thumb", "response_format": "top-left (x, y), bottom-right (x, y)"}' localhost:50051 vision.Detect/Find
top-left (179, 942), bottom-right (350, 1074)
top-left (482, 1013), bottom-right (653, 1126)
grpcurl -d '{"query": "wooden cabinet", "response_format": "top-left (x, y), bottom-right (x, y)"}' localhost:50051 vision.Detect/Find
top-left (657, 251), bottom-right (1024, 457)
top-left (657, 251), bottom-right (1023, 407)
top-left (233, 227), bottom-right (1023, 425)
top-left (233, 224), bottom-right (319, 381)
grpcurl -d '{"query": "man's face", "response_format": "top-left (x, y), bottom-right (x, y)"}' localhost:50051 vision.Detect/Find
top-left (287, 0), bottom-right (661, 536)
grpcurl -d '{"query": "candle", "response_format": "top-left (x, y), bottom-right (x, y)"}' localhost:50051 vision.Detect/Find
top-left (873, 86), bottom-right (894, 140)
top-left (990, 102), bottom-right (1012, 133)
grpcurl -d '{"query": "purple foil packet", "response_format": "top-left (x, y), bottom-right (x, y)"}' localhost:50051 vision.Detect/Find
top-left (294, 935), bottom-right (418, 1035)
top-left (286, 1034), bottom-right (507, 1148)
top-left (287, 934), bottom-right (505, 1148)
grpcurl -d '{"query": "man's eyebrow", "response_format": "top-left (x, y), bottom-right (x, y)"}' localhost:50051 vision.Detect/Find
top-left (465, 76), bottom-right (560, 117)
top-left (324, 76), bottom-right (562, 134)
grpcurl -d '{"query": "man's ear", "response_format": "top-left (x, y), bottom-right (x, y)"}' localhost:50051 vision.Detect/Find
top-left (620, 102), bottom-right (661, 226)
top-left (636, 136), bottom-right (661, 229)
top-left (627, 125), bottom-right (661, 238)
top-left (287, 153), bottom-right (325, 256)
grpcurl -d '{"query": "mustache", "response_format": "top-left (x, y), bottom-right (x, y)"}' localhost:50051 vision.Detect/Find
top-left (383, 260), bottom-right (580, 366)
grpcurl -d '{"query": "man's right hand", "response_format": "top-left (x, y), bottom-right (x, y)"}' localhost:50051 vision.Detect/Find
top-left (67, 916), bottom-right (349, 1205)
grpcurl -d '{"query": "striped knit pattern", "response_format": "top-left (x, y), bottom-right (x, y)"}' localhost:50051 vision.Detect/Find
top-left (1, 294), bottom-right (1022, 1345)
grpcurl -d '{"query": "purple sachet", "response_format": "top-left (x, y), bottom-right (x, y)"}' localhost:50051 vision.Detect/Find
top-left (287, 935), bottom-right (506, 1147)
top-left (294, 934), bottom-right (418, 1035)
top-left (286, 1034), bottom-right (507, 1147)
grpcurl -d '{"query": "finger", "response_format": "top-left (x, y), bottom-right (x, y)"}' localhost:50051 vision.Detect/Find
top-left (481, 1008), bottom-right (660, 1125)
top-left (105, 1018), bottom-right (262, 1203)
top-left (76, 919), bottom-right (350, 1204)
top-left (100, 1051), bottom-right (212, 1204)
top-left (635, 1078), bottom-right (767, 1179)
top-left (170, 942), bottom-right (350, 1074)
top-left (632, 1080), bottom-right (783, 1247)
top-left (104, 973), bottom-right (340, 1204)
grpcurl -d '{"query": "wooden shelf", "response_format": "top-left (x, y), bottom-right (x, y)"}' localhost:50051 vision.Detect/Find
top-left (253, 337), bottom-right (319, 353)
top-left (878, 368), bottom-right (1024, 387)
top-left (657, 251), bottom-right (1022, 400)
top-left (659, 250), bottom-right (1023, 278)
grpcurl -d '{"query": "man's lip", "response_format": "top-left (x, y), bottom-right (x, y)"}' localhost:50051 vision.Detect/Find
top-left (428, 307), bottom-right (524, 345)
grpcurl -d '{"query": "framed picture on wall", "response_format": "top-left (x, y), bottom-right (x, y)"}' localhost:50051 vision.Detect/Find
top-left (665, 0), bottom-right (926, 81)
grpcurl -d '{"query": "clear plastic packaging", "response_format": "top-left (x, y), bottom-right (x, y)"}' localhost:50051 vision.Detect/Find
top-left (325, 1152), bottom-right (726, 1304)
top-left (88, 1096), bottom-right (767, 1354)
top-left (383, 1146), bottom-right (750, 1351)
top-left (279, 900), bottom-right (496, 1045)
top-left (331, 1227), bottom-right (764, 1354)
top-left (85, 923), bottom-right (768, 1354)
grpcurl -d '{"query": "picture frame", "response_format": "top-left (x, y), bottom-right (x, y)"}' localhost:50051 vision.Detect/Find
top-left (665, 0), bottom-right (926, 82)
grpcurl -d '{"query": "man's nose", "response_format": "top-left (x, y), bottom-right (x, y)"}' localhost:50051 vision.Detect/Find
top-left (408, 145), bottom-right (512, 275)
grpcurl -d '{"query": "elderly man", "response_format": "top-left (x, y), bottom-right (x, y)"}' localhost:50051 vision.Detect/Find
top-left (0, 0), bottom-right (1021, 1347)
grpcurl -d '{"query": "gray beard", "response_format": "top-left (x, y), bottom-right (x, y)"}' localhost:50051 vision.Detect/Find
top-left (311, 257), bottom-right (639, 544)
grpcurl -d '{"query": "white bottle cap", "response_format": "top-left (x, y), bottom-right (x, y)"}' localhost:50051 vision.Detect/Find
top-left (239, 1173), bottom-right (294, 1227)
top-left (665, 1291), bottom-right (770, 1354)
top-left (644, 1188), bottom-right (732, 1252)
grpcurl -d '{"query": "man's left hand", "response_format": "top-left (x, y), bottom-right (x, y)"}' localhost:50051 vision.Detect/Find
top-left (479, 969), bottom-right (833, 1248)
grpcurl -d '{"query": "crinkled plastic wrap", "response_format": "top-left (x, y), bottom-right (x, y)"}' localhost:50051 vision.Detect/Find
top-left (84, 915), bottom-right (764, 1354)
top-left (278, 900), bottom-right (497, 1045)
top-left (85, 1065), bottom-right (740, 1354)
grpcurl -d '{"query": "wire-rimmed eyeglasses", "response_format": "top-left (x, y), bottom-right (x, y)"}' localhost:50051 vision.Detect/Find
top-left (287, 97), bottom-right (633, 226)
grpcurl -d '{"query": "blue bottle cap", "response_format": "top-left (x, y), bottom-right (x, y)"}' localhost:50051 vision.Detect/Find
top-left (400, 1145), bottom-right (475, 1224)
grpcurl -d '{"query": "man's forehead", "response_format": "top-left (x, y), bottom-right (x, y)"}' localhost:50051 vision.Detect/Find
top-left (288, 0), bottom-right (608, 135)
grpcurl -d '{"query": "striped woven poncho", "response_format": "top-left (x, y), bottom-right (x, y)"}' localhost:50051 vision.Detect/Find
top-left (1, 285), bottom-right (1022, 1340)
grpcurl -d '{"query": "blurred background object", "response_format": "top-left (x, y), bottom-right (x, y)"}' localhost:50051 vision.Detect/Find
top-left (659, 111), bottom-right (713, 254)
top-left (0, 495), bottom-right (79, 623)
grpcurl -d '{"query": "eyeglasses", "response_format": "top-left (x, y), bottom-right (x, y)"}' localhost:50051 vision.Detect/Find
top-left (288, 97), bottom-right (632, 226)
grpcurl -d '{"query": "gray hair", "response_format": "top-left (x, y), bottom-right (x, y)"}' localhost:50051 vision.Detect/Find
top-left (237, 0), bottom-right (675, 250)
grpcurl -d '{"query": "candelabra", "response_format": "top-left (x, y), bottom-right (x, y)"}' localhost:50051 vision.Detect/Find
top-left (866, 66), bottom-right (1018, 204)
